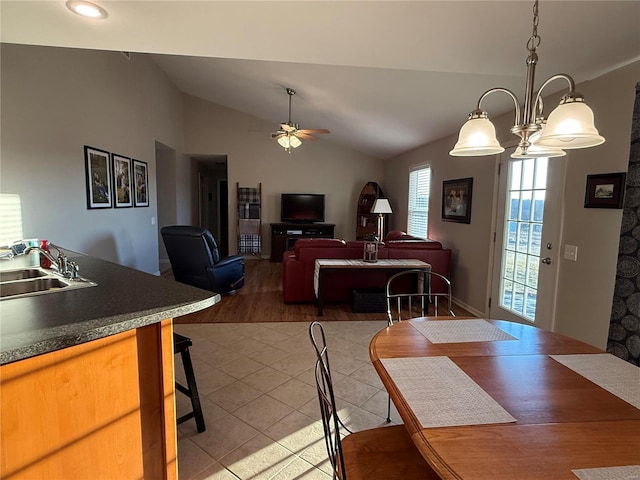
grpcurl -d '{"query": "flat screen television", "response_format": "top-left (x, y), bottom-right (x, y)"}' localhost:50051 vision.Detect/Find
top-left (281, 193), bottom-right (325, 223)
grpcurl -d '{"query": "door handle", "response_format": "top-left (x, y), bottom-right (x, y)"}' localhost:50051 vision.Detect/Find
top-left (541, 257), bottom-right (552, 265)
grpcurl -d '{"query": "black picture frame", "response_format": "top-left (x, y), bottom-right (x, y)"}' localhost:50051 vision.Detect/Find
top-left (84, 145), bottom-right (112, 209)
top-left (442, 177), bottom-right (473, 224)
top-left (132, 159), bottom-right (149, 207)
top-left (584, 173), bottom-right (626, 209)
top-left (112, 153), bottom-right (133, 208)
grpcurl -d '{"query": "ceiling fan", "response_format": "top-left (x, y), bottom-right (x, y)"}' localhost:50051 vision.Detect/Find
top-left (271, 87), bottom-right (330, 153)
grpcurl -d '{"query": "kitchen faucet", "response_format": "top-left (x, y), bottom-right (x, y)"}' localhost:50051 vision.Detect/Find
top-left (25, 245), bottom-right (79, 279)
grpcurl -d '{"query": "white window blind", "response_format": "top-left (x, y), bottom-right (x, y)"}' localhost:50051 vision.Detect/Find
top-left (407, 166), bottom-right (431, 238)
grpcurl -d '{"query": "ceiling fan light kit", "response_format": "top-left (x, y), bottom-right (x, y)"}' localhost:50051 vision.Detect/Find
top-left (449, 0), bottom-right (604, 159)
top-left (271, 87), bottom-right (330, 153)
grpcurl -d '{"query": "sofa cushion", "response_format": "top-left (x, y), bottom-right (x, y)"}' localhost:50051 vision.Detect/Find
top-left (385, 230), bottom-right (418, 241)
top-left (386, 239), bottom-right (443, 250)
top-left (293, 238), bottom-right (346, 257)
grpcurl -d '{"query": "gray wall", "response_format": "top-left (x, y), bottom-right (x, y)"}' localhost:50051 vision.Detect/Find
top-left (1, 44), bottom-right (184, 274)
top-left (180, 94), bottom-right (386, 251)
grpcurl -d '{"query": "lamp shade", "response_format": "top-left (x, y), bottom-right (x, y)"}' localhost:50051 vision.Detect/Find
top-left (536, 101), bottom-right (605, 149)
top-left (449, 116), bottom-right (504, 156)
top-left (371, 198), bottom-right (392, 214)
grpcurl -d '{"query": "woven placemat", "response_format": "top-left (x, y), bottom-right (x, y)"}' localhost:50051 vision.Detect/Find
top-left (572, 465), bottom-right (640, 480)
top-left (550, 354), bottom-right (640, 409)
top-left (380, 356), bottom-right (516, 428)
top-left (410, 319), bottom-right (517, 343)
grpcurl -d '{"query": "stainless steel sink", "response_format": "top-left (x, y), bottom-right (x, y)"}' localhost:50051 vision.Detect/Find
top-left (0, 268), bottom-right (49, 282)
top-left (0, 268), bottom-right (97, 300)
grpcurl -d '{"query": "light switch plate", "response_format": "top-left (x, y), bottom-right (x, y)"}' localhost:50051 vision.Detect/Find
top-left (564, 244), bottom-right (578, 261)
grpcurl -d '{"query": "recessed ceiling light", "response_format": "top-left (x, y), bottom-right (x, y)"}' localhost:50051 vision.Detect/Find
top-left (66, 0), bottom-right (108, 19)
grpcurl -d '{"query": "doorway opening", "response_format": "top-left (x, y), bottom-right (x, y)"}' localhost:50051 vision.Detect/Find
top-left (195, 156), bottom-right (229, 257)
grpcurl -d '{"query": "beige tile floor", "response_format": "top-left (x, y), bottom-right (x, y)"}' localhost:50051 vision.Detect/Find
top-left (173, 320), bottom-right (402, 480)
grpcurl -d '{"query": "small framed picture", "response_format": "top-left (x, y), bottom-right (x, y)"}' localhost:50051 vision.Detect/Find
top-left (442, 177), bottom-right (473, 224)
top-left (84, 145), bottom-right (112, 209)
top-left (584, 172), bottom-right (626, 209)
top-left (132, 159), bottom-right (149, 207)
top-left (111, 153), bottom-right (133, 208)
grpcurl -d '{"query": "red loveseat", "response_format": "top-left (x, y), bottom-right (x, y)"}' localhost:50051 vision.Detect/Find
top-left (282, 231), bottom-right (452, 304)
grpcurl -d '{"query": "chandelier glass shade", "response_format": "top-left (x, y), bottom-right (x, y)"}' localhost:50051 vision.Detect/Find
top-left (277, 134), bottom-right (302, 150)
top-left (536, 99), bottom-right (605, 148)
top-left (449, 0), bottom-right (604, 159)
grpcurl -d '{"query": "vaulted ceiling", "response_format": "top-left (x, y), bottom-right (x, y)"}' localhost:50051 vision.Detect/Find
top-left (2, 1), bottom-right (639, 159)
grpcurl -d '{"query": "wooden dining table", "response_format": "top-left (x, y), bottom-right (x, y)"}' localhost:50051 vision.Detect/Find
top-left (369, 317), bottom-right (640, 480)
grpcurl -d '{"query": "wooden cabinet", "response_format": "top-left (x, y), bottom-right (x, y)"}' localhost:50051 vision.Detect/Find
top-left (0, 320), bottom-right (177, 480)
top-left (270, 223), bottom-right (335, 261)
top-left (356, 182), bottom-right (386, 240)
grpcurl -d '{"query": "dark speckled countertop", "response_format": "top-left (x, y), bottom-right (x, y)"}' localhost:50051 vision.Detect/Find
top-left (0, 250), bottom-right (220, 365)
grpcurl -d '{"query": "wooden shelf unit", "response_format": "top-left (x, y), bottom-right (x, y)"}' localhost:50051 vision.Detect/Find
top-left (356, 181), bottom-right (386, 240)
top-left (237, 182), bottom-right (262, 257)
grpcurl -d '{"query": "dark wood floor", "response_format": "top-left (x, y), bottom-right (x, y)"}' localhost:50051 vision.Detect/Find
top-left (173, 258), bottom-right (474, 324)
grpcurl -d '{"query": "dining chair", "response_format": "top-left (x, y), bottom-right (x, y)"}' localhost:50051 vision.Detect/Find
top-left (308, 321), bottom-right (439, 480)
top-left (386, 269), bottom-right (455, 325)
top-left (384, 269), bottom-right (454, 421)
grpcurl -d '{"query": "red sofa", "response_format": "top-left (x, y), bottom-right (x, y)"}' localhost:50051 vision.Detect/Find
top-left (282, 231), bottom-right (452, 303)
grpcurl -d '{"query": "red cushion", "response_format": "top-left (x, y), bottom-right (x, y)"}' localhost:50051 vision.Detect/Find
top-left (293, 238), bottom-right (346, 257)
top-left (386, 239), bottom-right (443, 250)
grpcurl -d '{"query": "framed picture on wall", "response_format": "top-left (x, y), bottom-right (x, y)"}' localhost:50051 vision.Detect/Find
top-left (112, 153), bottom-right (133, 208)
top-left (84, 145), bottom-right (112, 209)
top-left (442, 177), bottom-right (473, 224)
top-left (584, 172), bottom-right (626, 209)
top-left (132, 159), bottom-right (149, 207)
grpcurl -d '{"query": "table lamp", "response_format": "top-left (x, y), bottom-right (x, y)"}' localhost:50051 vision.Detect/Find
top-left (371, 198), bottom-right (392, 242)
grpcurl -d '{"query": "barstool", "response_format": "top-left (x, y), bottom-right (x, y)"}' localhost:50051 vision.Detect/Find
top-left (173, 333), bottom-right (206, 433)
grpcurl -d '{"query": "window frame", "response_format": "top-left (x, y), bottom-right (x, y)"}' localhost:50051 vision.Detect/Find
top-left (407, 164), bottom-right (431, 239)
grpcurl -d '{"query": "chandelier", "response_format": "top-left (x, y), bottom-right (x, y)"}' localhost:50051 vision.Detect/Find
top-left (450, 0), bottom-right (604, 159)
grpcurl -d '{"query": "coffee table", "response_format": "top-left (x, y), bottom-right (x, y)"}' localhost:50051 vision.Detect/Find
top-left (313, 258), bottom-right (430, 316)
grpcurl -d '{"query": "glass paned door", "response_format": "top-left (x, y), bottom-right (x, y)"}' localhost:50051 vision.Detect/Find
top-left (499, 157), bottom-right (547, 320)
top-left (490, 149), bottom-right (564, 330)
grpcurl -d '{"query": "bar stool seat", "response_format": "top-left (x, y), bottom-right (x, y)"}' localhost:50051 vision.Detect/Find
top-left (173, 333), bottom-right (205, 433)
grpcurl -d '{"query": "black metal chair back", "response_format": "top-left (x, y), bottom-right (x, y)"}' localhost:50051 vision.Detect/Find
top-left (309, 321), bottom-right (350, 480)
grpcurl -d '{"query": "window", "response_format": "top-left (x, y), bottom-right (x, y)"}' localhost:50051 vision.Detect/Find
top-left (407, 166), bottom-right (431, 238)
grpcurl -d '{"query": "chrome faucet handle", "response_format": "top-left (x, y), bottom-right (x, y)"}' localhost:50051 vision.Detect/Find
top-left (68, 261), bottom-right (80, 279)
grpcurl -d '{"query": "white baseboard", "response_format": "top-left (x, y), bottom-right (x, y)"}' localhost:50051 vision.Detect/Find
top-left (452, 297), bottom-right (485, 318)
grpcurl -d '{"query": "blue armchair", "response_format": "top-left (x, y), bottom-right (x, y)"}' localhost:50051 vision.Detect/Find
top-left (161, 225), bottom-right (245, 294)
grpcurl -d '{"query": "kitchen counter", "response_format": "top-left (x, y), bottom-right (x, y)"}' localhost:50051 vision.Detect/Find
top-left (0, 249), bottom-right (220, 480)
top-left (0, 250), bottom-right (219, 364)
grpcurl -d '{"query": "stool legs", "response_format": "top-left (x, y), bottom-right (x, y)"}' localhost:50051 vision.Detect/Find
top-left (175, 343), bottom-right (206, 433)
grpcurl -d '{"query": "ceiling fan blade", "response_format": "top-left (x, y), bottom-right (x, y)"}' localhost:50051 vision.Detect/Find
top-left (299, 128), bottom-right (330, 135)
top-left (271, 132), bottom-right (285, 139)
top-left (280, 123), bottom-right (295, 132)
top-left (296, 132), bottom-right (318, 141)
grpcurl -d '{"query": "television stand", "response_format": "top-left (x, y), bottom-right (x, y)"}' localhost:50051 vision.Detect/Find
top-left (270, 223), bottom-right (335, 262)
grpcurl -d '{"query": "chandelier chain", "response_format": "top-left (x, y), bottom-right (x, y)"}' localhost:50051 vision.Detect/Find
top-left (527, 0), bottom-right (541, 53)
